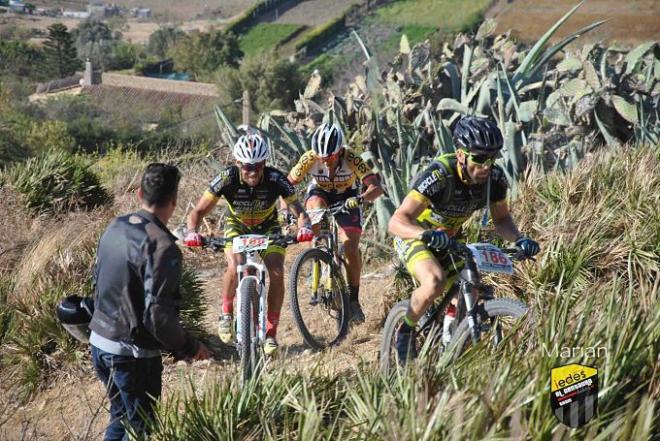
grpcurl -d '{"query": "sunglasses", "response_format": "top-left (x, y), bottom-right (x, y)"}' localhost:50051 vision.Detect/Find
top-left (320, 152), bottom-right (340, 162)
top-left (240, 162), bottom-right (265, 172)
top-left (465, 152), bottom-right (497, 166)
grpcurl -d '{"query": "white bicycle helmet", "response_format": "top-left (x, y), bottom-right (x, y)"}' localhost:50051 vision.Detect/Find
top-left (233, 134), bottom-right (269, 164)
top-left (311, 123), bottom-right (344, 158)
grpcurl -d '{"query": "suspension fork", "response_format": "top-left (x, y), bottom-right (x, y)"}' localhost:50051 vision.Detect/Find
top-left (258, 268), bottom-right (267, 342)
top-left (460, 260), bottom-right (481, 344)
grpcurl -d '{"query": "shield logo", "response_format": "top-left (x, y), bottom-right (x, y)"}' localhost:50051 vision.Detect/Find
top-left (550, 364), bottom-right (598, 428)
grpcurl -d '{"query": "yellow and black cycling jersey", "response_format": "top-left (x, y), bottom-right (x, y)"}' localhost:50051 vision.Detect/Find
top-left (288, 147), bottom-right (377, 194)
top-left (408, 153), bottom-right (508, 237)
top-left (203, 165), bottom-right (297, 227)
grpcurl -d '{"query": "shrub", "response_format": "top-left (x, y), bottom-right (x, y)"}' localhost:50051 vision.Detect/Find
top-left (147, 26), bottom-right (185, 58)
top-left (0, 214), bottom-right (104, 399)
top-left (217, 53), bottom-right (305, 116)
top-left (1, 151), bottom-right (111, 214)
top-left (169, 29), bottom-right (243, 80)
top-left (179, 265), bottom-right (208, 338)
top-left (24, 120), bottom-right (76, 155)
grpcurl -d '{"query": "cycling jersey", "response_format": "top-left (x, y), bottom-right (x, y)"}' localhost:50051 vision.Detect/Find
top-left (288, 148), bottom-right (377, 194)
top-left (408, 153), bottom-right (508, 237)
top-left (203, 165), bottom-right (297, 227)
top-left (394, 153), bottom-right (508, 276)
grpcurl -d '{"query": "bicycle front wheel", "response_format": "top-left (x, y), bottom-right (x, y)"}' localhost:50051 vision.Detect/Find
top-left (447, 298), bottom-right (528, 361)
top-left (238, 278), bottom-right (260, 383)
top-left (289, 247), bottom-right (350, 350)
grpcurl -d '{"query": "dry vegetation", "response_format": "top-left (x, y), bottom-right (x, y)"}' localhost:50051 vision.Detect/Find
top-left (1, 144), bottom-right (657, 439)
top-left (488, 0), bottom-right (660, 45)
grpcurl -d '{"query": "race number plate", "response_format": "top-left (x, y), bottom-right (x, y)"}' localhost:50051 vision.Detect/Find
top-left (467, 243), bottom-right (514, 274)
top-left (306, 208), bottom-right (326, 226)
top-left (233, 234), bottom-right (269, 253)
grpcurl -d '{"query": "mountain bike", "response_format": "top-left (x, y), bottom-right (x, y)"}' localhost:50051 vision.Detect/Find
top-left (201, 233), bottom-right (297, 383)
top-left (288, 202), bottom-right (351, 350)
top-left (380, 241), bottom-right (531, 374)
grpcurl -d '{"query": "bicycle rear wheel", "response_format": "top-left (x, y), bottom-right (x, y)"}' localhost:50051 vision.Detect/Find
top-left (238, 278), bottom-right (260, 383)
top-left (289, 247), bottom-right (350, 350)
top-left (447, 298), bottom-right (528, 361)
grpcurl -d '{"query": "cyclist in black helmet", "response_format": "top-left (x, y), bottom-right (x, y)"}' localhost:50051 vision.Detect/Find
top-left (388, 116), bottom-right (540, 362)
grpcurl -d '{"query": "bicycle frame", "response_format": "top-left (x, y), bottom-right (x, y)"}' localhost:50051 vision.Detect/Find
top-left (416, 243), bottom-right (523, 345)
top-left (308, 204), bottom-right (347, 295)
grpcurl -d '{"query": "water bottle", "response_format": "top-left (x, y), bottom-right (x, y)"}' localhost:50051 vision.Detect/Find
top-left (442, 304), bottom-right (457, 345)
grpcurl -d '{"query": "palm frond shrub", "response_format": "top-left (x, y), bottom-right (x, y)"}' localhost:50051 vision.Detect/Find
top-left (1, 150), bottom-right (111, 214)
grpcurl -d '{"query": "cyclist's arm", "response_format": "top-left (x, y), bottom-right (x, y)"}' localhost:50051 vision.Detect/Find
top-left (346, 149), bottom-right (383, 202)
top-left (491, 201), bottom-right (523, 242)
top-left (287, 150), bottom-right (316, 185)
top-left (359, 174), bottom-right (384, 202)
top-left (285, 198), bottom-right (311, 229)
top-left (186, 193), bottom-right (218, 232)
top-left (388, 191), bottom-right (429, 240)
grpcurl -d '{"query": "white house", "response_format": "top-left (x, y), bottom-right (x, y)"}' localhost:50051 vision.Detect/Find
top-left (8, 0), bottom-right (26, 13)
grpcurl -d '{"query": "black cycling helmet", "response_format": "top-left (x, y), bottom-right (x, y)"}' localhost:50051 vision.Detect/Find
top-left (56, 294), bottom-right (94, 343)
top-left (453, 116), bottom-right (503, 155)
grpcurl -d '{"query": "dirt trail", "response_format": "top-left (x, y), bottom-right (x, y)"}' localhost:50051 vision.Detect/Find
top-left (194, 241), bottom-right (391, 372)
top-left (1, 243), bottom-right (395, 440)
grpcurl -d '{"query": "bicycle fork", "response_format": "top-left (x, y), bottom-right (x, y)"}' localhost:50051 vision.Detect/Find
top-left (310, 259), bottom-right (333, 305)
top-left (460, 264), bottom-right (482, 344)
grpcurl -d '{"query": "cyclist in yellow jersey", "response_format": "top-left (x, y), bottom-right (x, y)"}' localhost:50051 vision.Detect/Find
top-left (388, 116), bottom-right (540, 362)
top-left (287, 123), bottom-right (384, 323)
top-left (184, 133), bottom-right (313, 355)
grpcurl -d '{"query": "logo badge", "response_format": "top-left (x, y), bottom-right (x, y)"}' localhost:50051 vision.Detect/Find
top-left (550, 364), bottom-right (598, 428)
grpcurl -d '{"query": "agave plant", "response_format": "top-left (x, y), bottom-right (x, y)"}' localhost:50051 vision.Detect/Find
top-left (211, 2), bottom-right (658, 233)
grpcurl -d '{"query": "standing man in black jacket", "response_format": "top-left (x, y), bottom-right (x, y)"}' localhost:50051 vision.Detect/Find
top-left (89, 163), bottom-right (211, 441)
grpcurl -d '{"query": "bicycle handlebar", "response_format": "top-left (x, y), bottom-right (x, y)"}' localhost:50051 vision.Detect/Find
top-left (201, 234), bottom-right (298, 252)
top-left (440, 240), bottom-right (534, 262)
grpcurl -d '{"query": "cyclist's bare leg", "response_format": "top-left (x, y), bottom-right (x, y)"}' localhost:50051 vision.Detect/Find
top-left (338, 228), bottom-right (361, 287)
top-left (263, 252), bottom-right (285, 338)
top-left (407, 257), bottom-right (448, 323)
top-left (222, 248), bottom-right (245, 314)
top-left (305, 196), bottom-right (327, 239)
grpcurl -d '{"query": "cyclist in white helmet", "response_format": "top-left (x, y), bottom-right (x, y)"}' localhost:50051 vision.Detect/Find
top-left (286, 122), bottom-right (384, 323)
top-left (185, 133), bottom-right (312, 355)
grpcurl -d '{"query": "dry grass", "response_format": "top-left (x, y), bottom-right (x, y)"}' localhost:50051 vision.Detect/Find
top-left (8, 211), bottom-right (112, 306)
top-left (2, 144), bottom-right (657, 438)
top-left (488, 0), bottom-right (660, 45)
top-left (0, 187), bottom-right (34, 276)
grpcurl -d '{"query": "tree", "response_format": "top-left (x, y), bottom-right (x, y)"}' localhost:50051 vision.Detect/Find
top-left (218, 52), bottom-right (305, 116)
top-left (41, 23), bottom-right (81, 79)
top-left (73, 20), bottom-right (118, 69)
top-left (0, 39), bottom-right (45, 79)
top-left (147, 26), bottom-right (185, 59)
top-left (170, 29), bottom-right (242, 80)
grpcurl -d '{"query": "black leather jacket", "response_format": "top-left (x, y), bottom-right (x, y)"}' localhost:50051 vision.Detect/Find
top-left (89, 210), bottom-right (198, 358)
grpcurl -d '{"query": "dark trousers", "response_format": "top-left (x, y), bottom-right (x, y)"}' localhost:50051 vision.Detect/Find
top-left (91, 345), bottom-right (163, 441)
